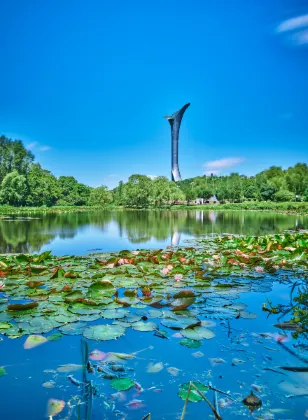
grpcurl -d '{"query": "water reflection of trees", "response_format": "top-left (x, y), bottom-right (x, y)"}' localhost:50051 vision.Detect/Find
top-left (0, 210), bottom-right (306, 253)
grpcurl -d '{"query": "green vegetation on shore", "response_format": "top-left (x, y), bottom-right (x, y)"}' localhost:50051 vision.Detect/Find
top-left (1, 135), bottom-right (308, 210)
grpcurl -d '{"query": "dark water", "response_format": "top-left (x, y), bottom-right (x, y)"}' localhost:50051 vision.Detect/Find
top-left (0, 210), bottom-right (308, 419)
top-left (0, 209), bottom-right (307, 255)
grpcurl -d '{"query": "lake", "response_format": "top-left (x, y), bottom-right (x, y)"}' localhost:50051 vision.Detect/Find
top-left (0, 210), bottom-right (307, 420)
top-left (0, 209), bottom-right (307, 255)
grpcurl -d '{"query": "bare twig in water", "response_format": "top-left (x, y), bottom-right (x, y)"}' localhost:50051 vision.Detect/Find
top-left (278, 341), bottom-right (308, 364)
top-left (208, 384), bottom-right (236, 401)
top-left (263, 367), bottom-right (286, 376)
top-left (279, 366), bottom-right (308, 372)
top-left (141, 414), bottom-right (151, 420)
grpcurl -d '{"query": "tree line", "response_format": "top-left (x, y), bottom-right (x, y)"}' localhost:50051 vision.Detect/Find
top-left (0, 135), bottom-right (307, 207)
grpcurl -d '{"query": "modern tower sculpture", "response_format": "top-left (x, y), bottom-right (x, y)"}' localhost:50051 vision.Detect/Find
top-left (164, 102), bottom-right (190, 182)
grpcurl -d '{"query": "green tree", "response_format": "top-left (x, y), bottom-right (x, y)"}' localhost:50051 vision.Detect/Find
top-left (123, 175), bottom-right (152, 207)
top-left (0, 136), bottom-right (34, 182)
top-left (0, 170), bottom-right (28, 206)
top-left (259, 183), bottom-right (276, 201)
top-left (274, 189), bottom-right (295, 202)
top-left (26, 164), bottom-right (61, 206)
top-left (88, 185), bottom-right (113, 206)
top-left (58, 176), bottom-right (91, 205)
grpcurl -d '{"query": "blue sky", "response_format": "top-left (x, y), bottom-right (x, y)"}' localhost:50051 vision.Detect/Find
top-left (1, 0), bottom-right (307, 188)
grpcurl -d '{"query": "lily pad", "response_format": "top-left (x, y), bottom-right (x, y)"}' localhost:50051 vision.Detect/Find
top-left (178, 381), bottom-right (208, 402)
top-left (181, 327), bottom-right (215, 340)
top-left (131, 321), bottom-right (157, 332)
top-left (160, 317), bottom-right (200, 330)
top-left (110, 378), bottom-right (135, 391)
top-left (0, 367), bottom-right (6, 377)
top-left (47, 398), bottom-right (66, 416)
top-left (24, 335), bottom-right (48, 349)
top-left (180, 338), bottom-right (202, 348)
top-left (83, 324), bottom-right (126, 341)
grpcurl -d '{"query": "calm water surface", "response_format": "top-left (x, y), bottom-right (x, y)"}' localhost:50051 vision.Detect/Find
top-left (0, 210), bottom-right (307, 419)
top-left (0, 209), bottom-right (307, 255)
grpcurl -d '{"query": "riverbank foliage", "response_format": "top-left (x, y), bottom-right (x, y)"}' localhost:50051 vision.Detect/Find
top-left (1, 135), bottom-right (308, 209)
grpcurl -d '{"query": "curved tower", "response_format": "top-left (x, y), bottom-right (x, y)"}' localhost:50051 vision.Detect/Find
top-left (164, 103), bottom-right (190, 181)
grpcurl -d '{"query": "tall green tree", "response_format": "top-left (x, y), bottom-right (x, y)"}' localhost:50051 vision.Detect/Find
top-left (0, 170), bottom-right (28, 206)
top-left (88, 185), bottom-right (113, 206)
top-left (0, 136), bottom-right (34, 183)
top-left (26, 164), bottom-right (61, 206)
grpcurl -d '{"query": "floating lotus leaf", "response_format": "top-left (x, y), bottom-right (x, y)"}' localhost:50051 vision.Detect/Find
top-left (174, 290), bottom-right (196, 299)
top-left (57, 364), bottom-right (83, 373)
top-left (0, 367), bottom-right (6, 377)
top-left (42, 381), bottom-right (56, 388)
top-left (239, 311), bottom-right (257, 319)
top-left (0, 322), bottom-right (13, 330)
top-left (59, 322), bottom-right (87, 335)
top-left (47, 398), bottom-right (66, 416)
top-left (54, 314), bottom-right (79, 323)
top-left (178, 381), bottom-right (208, 402)
top-left (68, 305), bottom-right (101, 315)
top-left (102, 309), bottom-right (126, 319)
top-left (47, 332), bottom-right (63, 341)
top-left (147, 362), bottom-right (164, 373)
top-left (180, 338), bottom-right (202, 348)
top-left (89, 280), bottom-right (114, 290)
top-left (131, 321), bottom-right (157, 332)
top-left (7, 302), bottom-right (38, 311)
top-left (110, 378), bottom-right (135, 391)
top-left (160, 317), bottom-right (200, 330)
top-left (167, 367), bottom-right (180, 376)
top-left (181, 326), bottom-right (215, 340)
top-left (24, 335), bottom-right (48, 349)
top-left (171, 297), bottom-right (195, 311)
top-left (89, 349), bottom-right (106, 361)
top-left (83, 324), bottom-right (126, 341)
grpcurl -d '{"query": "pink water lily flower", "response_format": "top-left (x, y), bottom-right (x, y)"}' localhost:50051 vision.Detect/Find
top-left (132, 250), bottom-right (140, 255)
top-left (255, 266), bottom-right (264, 273)
top-left (167, 264), bottom-right (173, 271)
top-left (0, 281), bottom-right (5, 289)
top-left (106, 263), bottom-right (115, 269)
top-left (161, 267), bottom-right (169, 275)
top-left (174, 274), bottom-right (183, 282)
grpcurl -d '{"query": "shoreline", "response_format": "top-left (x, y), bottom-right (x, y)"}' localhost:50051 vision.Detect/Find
top-left (0, 202), bottom-right (307, 216)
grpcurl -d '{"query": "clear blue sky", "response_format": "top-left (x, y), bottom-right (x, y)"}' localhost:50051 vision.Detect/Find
top-left (1, 0), bottom-right (307, 188)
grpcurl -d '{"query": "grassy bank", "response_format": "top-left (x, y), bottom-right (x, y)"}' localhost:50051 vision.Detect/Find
top-left (0, 201), bottom-right (308, 216)
top-left (172, 201), bottom-right (308, 215)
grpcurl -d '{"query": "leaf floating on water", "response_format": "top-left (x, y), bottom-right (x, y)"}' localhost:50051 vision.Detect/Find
top-left (83, 324), bottom-right (126, 341)
top-left (178, 381), bottom-right (208, 402)
top-left (24, 335), bottom-right (48, 350)
top-left (8, 302), bottom-right (38, 312)
top-left (106, 352), bottom-right (135, 361)
top-left (0, 367), bottom-right (6, 377)
top-left (146, 362), bottom-right (164, 373)
top-left (47, 398), bottom-right (66, 416)
top-left (181, 326), bottom-right (215, 340)
top-left (89, 349), bottom-right (106, 361)
top-left (42, 381), bottom-right (56, 388)
top-left (232, 358), bottom-right (245, 366)
top-left (47, 332), bottom-right (63, 341)
top-left (110, 378), bottom-right (135, 391)
top-left (192, 351), bottom-right (204, 358)
top-left (239, 311), bottom-right (257, 319)
top-left (167, 367), bottom-right (180, 376)
top-left (131, 321), bottom-right (157, 332)
top-left (125, 399), bottom-right (145, 409)
top-left (209, 358), bottom-right (226, 366)
top-left (57, 364), bottom-right (83, 373)
top-left (180, 338), bottom-right (202, 348)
